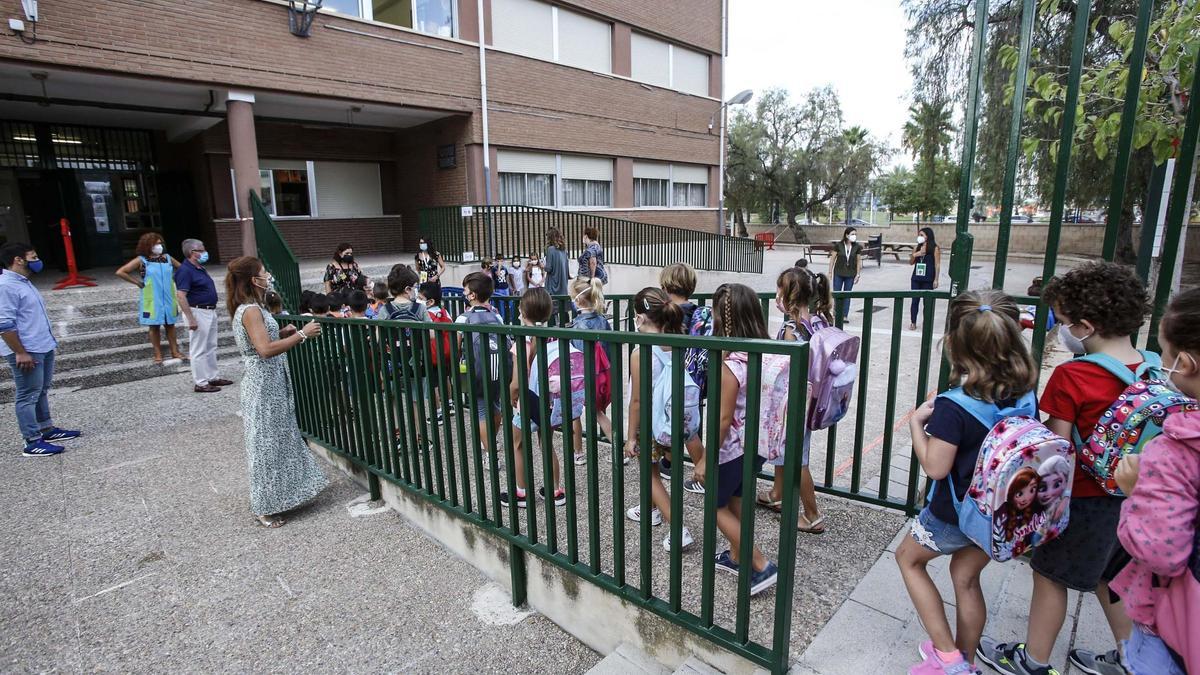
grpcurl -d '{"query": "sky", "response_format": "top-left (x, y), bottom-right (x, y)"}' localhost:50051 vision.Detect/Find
top-left (724, 0), bottom-right (914, 157)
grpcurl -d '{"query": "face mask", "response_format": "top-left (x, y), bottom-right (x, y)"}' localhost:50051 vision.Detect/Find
top-left (848, 234), bottom-right (857, 243)
top-left (775, 296), bottom-right (785, 314)
top-left (197, 252), bottom-right (209, 264)
top-left (26, 259), bottom-right (43, 274)
top-left (151, 244), bottom-right (164, 256)
top-left (419, 243), bottom-right (428, 251)
top-left (634, 316), bottom-right (646, 332)
top-left (253, 274), bottom-right (275, 291)
top-left (916, 235), bottom-right (927, 245)
top-left (1057, 322), bottom-right (1092, 355)
top-left (341, 254), bottom-right (354, 263)
top-left (1162, 353), bottom-right (1195, 393)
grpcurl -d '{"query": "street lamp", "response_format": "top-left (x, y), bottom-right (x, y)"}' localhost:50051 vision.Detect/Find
top-left (287, 0), bottom-right (323, 37)
top-left (713, 89), bottom-right (753, 235)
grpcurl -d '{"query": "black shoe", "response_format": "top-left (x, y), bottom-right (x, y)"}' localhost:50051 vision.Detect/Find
top-left (499, 490), bottom-right (527, 508)
top-left (538, 486), bottom-right (567, 506)
top-left (209, 378), bottom-right (234, 387)
top-left (194, 384), bottom-right (221, 393)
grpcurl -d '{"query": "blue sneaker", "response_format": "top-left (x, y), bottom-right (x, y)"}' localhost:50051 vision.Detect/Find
top-left (42, 427), bottom-right (81, 442)
top-left (23, 440), bottom-right (65, 457)
top-left (750, 561), bottom-right (779, 596)
top-left (714, 550), bottom-right (739, 575)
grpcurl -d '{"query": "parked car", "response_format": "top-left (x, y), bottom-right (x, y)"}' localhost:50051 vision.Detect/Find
top-left (848, 218), bottom-right (873, 226)
top-left (1064, 214), bottom-right (1097, 223)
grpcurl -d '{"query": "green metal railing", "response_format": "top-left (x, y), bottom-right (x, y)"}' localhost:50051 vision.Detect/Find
top-left (418, 205), bottom-right (764, 273)
top-left (281, 314), bottom-right (809, 673)
top-left (251, 192), bottom-right (301, 312)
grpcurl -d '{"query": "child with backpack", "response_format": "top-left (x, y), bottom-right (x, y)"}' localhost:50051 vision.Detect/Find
top-left (568, 276), bottom-right (614, 464)
top-left (456, 271), bottom-right (508, 455)
top-left (757, 267), bottom-right (835, 534)
top-left (704, 283), bottom-right (779, 596)
top-left (1110, 288), bottom-right (1200, 675)
top-left (501, 288), bottom-right (573, 508)
top-left (419, 281), bottom-right (453, 423)
top-left (658, 263), bottom-right (709, 494)
top-left (979, 262), bottom-right (1153, 675)
top-left (366, 281), bottom-right (390, 319)
top-left (623, 288), bottom-right (702, 551)
top-left (897, 290), bottom-right (1041, 675)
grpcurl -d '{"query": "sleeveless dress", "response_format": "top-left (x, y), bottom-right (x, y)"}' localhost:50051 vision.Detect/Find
top-left (233, 304), bottom-right (328, 516)
top-left (138, 255), bottom-right (179, 326)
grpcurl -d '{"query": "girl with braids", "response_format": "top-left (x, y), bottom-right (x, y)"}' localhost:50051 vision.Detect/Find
top-left (623, 287), bottom-right (700, 551)
top-left (756, 267), bottom-right (830, 534)
top-left (706, 283), bottom-right (779, 596)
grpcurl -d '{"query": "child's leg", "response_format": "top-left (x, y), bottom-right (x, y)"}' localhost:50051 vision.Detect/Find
top-left (896, 535), bottom-right (956, 653)
top-left (1025, 571), bottom-right (1069, 663)
top-left (649, 471), bottom-right (673, 522)
top-left (800, 466), bottom-right (822, 520)
top-left (597, 409), bottom-right (612, 439)
top-left (948, 546), bottom-right (991, 661)
top-left (716, 499), bottom-right (767, 572)
top-left (1095, 580), bottom-right (1132, 646)
top-left (511, 423), bottom-right (527, 491)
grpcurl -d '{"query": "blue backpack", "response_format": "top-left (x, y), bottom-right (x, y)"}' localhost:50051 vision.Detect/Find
top-left (683, 305), bottom-right (713, 397)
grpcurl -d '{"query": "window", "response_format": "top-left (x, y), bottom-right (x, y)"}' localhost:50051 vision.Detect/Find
top-left (670, 163), bottom-right (709, 208)
top-left (497, 150), bottom-right (557, 206)
top-left (492, 0), bottom-right (611, 72)
top-left (633, 178), bottom-right (668, 207)
top-left (321, 0), bottom-right (457, 38)
top-left (313, 162), bottom-right (383, 217)
top-left (414, 0), bottom-right (455, 37)
top-left (269, 169), bottom-right (311, 216)
top-left (561, 155), bottom-right (612, 207)
top-left (631, 33), bottom-right (710, 95)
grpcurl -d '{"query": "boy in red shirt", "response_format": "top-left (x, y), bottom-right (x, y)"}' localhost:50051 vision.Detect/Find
top-left (979, 262), bottom-right (1150, 675)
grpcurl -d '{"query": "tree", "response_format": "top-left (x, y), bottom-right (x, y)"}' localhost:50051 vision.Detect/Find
top-left (840, 125), bottom-right (878, 222)
top-left (901, 99), bottom-right (959, 221)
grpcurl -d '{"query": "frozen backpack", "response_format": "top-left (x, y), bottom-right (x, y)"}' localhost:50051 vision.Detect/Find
top-left (724, 352), bottom-right (794, 462)
top-left (1072, 351), bottom-right (1198, 496)
top-left (937, 389), bottom-right (1074, 562)
top-left (798, 317), bottom-right (859, 430)
top-left (528, 339), bottom-right (586, 430)
top-left (683, 305), bottom-right (714, 397)
top-left (650, 346), bottom-right (701, 446)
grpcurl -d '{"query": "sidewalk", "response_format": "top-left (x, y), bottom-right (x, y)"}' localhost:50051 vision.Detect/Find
top-left (796, 524), bottom-right (1116, 675)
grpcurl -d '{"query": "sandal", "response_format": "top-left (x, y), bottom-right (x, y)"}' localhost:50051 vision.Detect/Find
top-left (797, 514), bottom-right (826, 534)
top-left (256, 515), bottom-right (286, 528)
top-left (755, 489), bottom-right (783, 513)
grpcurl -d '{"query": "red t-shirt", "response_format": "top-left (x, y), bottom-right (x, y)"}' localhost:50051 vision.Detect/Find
top-left (1040, 358), bottom-right (1141, 498)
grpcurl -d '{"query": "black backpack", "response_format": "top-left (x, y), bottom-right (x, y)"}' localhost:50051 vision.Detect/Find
top-left (386, 301), bottom-right (424, 378)
top-left (463, 307), bottom-right (511, 401)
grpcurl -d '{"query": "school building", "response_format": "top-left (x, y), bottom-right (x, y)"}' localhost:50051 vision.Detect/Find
top-left (0, 0), bottom-right (726, 269)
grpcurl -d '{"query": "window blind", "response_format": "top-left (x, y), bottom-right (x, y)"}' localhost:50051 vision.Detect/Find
top-left (313, 161), bottom-right (383, 218)
top-left (561, 155), bottom-right (613, 181)
top-left (673, 46), bottom-right (710, 96)
top-left (557, 8), bottom-right (611, 72)
top-left (671, 163), bottom-right (709, 184)
top-left (633, 161), bottom-right (670, 179)
top-left (492, 0), bottom-right (553, 60)
top-left (497, 149), bottom-right (556, 174)
top-left (631, 33), bottom-right (670, 87)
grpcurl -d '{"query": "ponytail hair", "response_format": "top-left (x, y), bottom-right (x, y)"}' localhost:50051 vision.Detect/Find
top-left (571, 275), bottom-right (607, 314)
top-left (713, 283), bottom-right (769, 340)
top-left (811, 271), bottom-right (833, 320)
top-left (775, 267), bottom-right (833, 323)
top-left (633, 287), bottom-right (684, 334)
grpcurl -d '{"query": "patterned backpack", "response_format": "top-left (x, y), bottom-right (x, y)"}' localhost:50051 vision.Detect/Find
top-left (724, 352), bottom-right (794, 462)
top-left (938, 390), bottom-right (1074, 562)
top-left (1072, 351), bottom-right (1199, 496)
top-left (799, 317), bottom-right (860, 430)
top-left (683, 305), bottom-right (714, 397)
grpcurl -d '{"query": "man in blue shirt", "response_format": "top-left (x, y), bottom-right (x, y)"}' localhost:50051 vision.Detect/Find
top-left (0, 243), bottom-right (81, 456)
top-left (175, 239), bottom-right (231, 393)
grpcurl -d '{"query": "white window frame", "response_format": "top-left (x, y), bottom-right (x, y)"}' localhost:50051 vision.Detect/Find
top-left (327, 0), bottom-right (458, 39)
top-left (489, 0), bottom-right (611, 74)
top-left (232, 160), bottom-right (318, 219)
top-left (498, 172), bottom-right (558, 207)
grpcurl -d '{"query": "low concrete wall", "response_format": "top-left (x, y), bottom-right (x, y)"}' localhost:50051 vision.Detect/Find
top-left (310, 442), bottom-right (764, 674)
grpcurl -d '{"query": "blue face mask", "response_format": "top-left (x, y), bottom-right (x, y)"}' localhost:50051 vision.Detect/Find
top-left (197, 252), bottom-right (209, 264)
top-left (27, 259), bottom-right (43, 274)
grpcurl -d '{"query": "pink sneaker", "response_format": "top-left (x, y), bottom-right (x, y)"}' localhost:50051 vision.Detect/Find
top-left (909, 640), bottom-right (973, 675)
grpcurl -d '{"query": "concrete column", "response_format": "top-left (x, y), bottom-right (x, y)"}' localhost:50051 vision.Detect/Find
top-left (226, 91), bottom-right (260, 258)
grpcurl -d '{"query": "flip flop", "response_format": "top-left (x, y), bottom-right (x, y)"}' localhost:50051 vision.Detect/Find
top-left (755, 489), bottom-right (783, 513)
top-left (797, 514), bottom-right (826, 534)
top-left (256, 515), bottom-right (286, 529)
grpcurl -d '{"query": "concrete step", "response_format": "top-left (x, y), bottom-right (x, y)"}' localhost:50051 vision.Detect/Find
top-left (0, 333), bottom-right (237, 381)
top-left (51, 311), bottom-right (233, 336)
top-left (52, 324), bottom-right (234, 354)
top-left (0, 345), bottom-right (241, 403)
top-left (586, 644), bottom-right (671, 675)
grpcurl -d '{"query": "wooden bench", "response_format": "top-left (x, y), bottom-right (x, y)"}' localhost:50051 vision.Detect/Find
top-left (802, 243), bottom-right (836, 262)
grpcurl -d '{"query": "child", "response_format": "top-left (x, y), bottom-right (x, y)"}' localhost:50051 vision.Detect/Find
top-left (419, 281), bottom-right (453, 423)
top-left (899, 289), bottom-right (1038, 675)
top-left (384, 265), bottom-right (429, 322)
top-left (623, 288), bottom-right (701, 550)
top-left (501, 288), bottom-right (569, 508)
top-left (706, 283), bottom-right (779, 596)
top-left (299, 289), bottom-right (314, 315)
top-left (658, 262), bottom-right (707, 494)
top-left (1110, 287), bottom-right (1200, 675)
top-left (757, 267), bottom-right (833, 534)
top-left (483, 257), bottom-right (510, 297)
top-left (309, 293), bottom-right (332, 317)
top-left (328, 289), bottom-right (348, 318)
top-left (979, 261), bottom-right (1150, 675)
top-left (505, 255), bottom-right (525, 296)
top-left (346, 290), bottom-right (369, 319)
top-left (568, 275), bottom-right (615, 464)
top-left (366, 281), bottom-right (390, 319)
top-left (525, 254), bottom-right (547, 291)
top-left (456, 271), bottom-right (506, 455)
top-left (264, 290), bottom-right (285, 315)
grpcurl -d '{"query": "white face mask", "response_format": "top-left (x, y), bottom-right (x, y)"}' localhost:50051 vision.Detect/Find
top-left (419, 243), bottom-right (428, 251)
top-left (1162, 352), bottom-right (1195, 393)
top-left (916, 235), bottom-right (927, 245)
top-left (848, 234), bottom-right (857, 243)
top-left (151, 244), bottom-right (164, 256)
top-left (1057, 322), bottom-right (1092, 355)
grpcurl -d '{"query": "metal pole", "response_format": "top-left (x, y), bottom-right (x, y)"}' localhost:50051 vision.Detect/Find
top-left (477, 0), bottom-right (495, 258)
top-left (716, 0), bottom-right (728, 237)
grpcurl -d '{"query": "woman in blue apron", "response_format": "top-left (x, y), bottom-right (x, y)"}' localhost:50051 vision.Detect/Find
top-left (908, 227), bottom-right (940, 331)
top-left (116, 232), bottom-right (183, 364)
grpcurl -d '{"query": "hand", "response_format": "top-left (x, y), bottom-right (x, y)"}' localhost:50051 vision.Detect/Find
top-left (279, 325), bottom-right (297, 339)
top-left (186, 316), bottom-right (198, 331)
top-left (624, 439), bottom-right (639, 458)
top-left (854, 276), bottom-right (861, 284)
top-left (1115, 455), bottom-right (1141, 494)
top-left (301, 322), bottom-right (322, 339)
top-left (692, 463), bottom-right (706, 485)
top-left (14, 352), bottom-right (34, 371)
top-left (912, 399), bottom-right (936, 427)
top-left (933, 279), bottom-right (940, 289)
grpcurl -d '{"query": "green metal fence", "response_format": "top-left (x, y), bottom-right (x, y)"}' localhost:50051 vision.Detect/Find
top-left (280, 314), bottom-right (809, 673)
top-left (418, 204), bottom-right (764, 273)
top-left (251, 193), bottom-right (302, 313)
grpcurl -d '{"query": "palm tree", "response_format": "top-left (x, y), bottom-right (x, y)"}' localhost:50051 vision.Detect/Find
top-left (841, 126), bottom-right (871, 222)
top-left (902, 99), bottom-right (954, 221)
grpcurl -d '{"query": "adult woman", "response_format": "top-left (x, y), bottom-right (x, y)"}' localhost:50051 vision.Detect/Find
top-left (544, 227), bottom-right (570, 299)
top-left (908, 227), bottom-right (941, 331)
top-left (227, 256), bottom-right (327, 528)
top-left (413, 236), bottom-right (446, 289)
top-left (828, 226), bottom-right (863, 321)
top-left (577, 226), bottom-right (608, 284)
top-left (115, 232), bottom-right (184, 364)
top-left (323, 243), bottom-right (367, 294)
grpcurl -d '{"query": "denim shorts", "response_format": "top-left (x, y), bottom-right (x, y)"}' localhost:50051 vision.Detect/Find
top-left (910, 507), bottom-right (974, 555)
top-left (1124, 624), bottom-right (1185, 675)
top-left (474, 398), bottom-right (501, 421)
top-left (768, 429), bottom-right (811, 467)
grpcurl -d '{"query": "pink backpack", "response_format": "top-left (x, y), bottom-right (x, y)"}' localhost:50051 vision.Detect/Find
top-left (1153, 503), bottom-right (1200, 671)
top-left (725, 352), bottom-right (793, 462)
top-left (797, 318), bottom-right (860, 430)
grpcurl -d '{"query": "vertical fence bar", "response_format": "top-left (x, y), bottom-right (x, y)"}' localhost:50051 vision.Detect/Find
top-left (906, 295), bottom-right (938, 512)
top-left (536, 337), bottom-right (558, 552)
top-left (700, 346), bottom-right (721, 627)
top-left (638, 344), bottom-right (653, 600)
top-left (771, 345), bottom-right (808, 675)
top-left (583, 340), bottom-right (601, 574)
top-left (734, 353), bottom-right (762, 644)
top-left (482, 330), bottom-right (503, 527)
top-left (669, 349), bottom-right (685, 613)
top-left (449, 332), bottom-right (473, 513)
top-left (850, 297), bottom-right (874, 493)
top-left (992, 0), bottom-right (1036, 288)
top-left (559, 336), bottom-right (579, 565)
top-left (878, 300), bottom-right (905, 501)
top-left (513, 334), bottom-right (537, 543)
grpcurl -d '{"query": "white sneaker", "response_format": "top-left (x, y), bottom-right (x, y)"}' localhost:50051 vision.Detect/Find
top-left (574, 452), bottom-right (586, 466)
top-left (626, 505), bottom-right (662, 526)
top-left (663, 526), bottom-right (695, 552)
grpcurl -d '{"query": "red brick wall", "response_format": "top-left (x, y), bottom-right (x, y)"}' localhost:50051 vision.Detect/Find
top-left (214, 216), bottom-right (405, 262)
top-left (562, 0), bottom-right (722, 52)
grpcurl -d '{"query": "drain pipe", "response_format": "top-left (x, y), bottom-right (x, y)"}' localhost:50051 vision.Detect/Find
top-left (717, 0), bottom-right (728, 238)
top-left (477, 0), bottom-right (496, 258)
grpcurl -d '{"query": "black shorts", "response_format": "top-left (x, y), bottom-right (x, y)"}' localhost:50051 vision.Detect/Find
top-left (715, 454), bottom-right (766, 508)
top-left (1030, 495), bottom-right (1126, 592)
